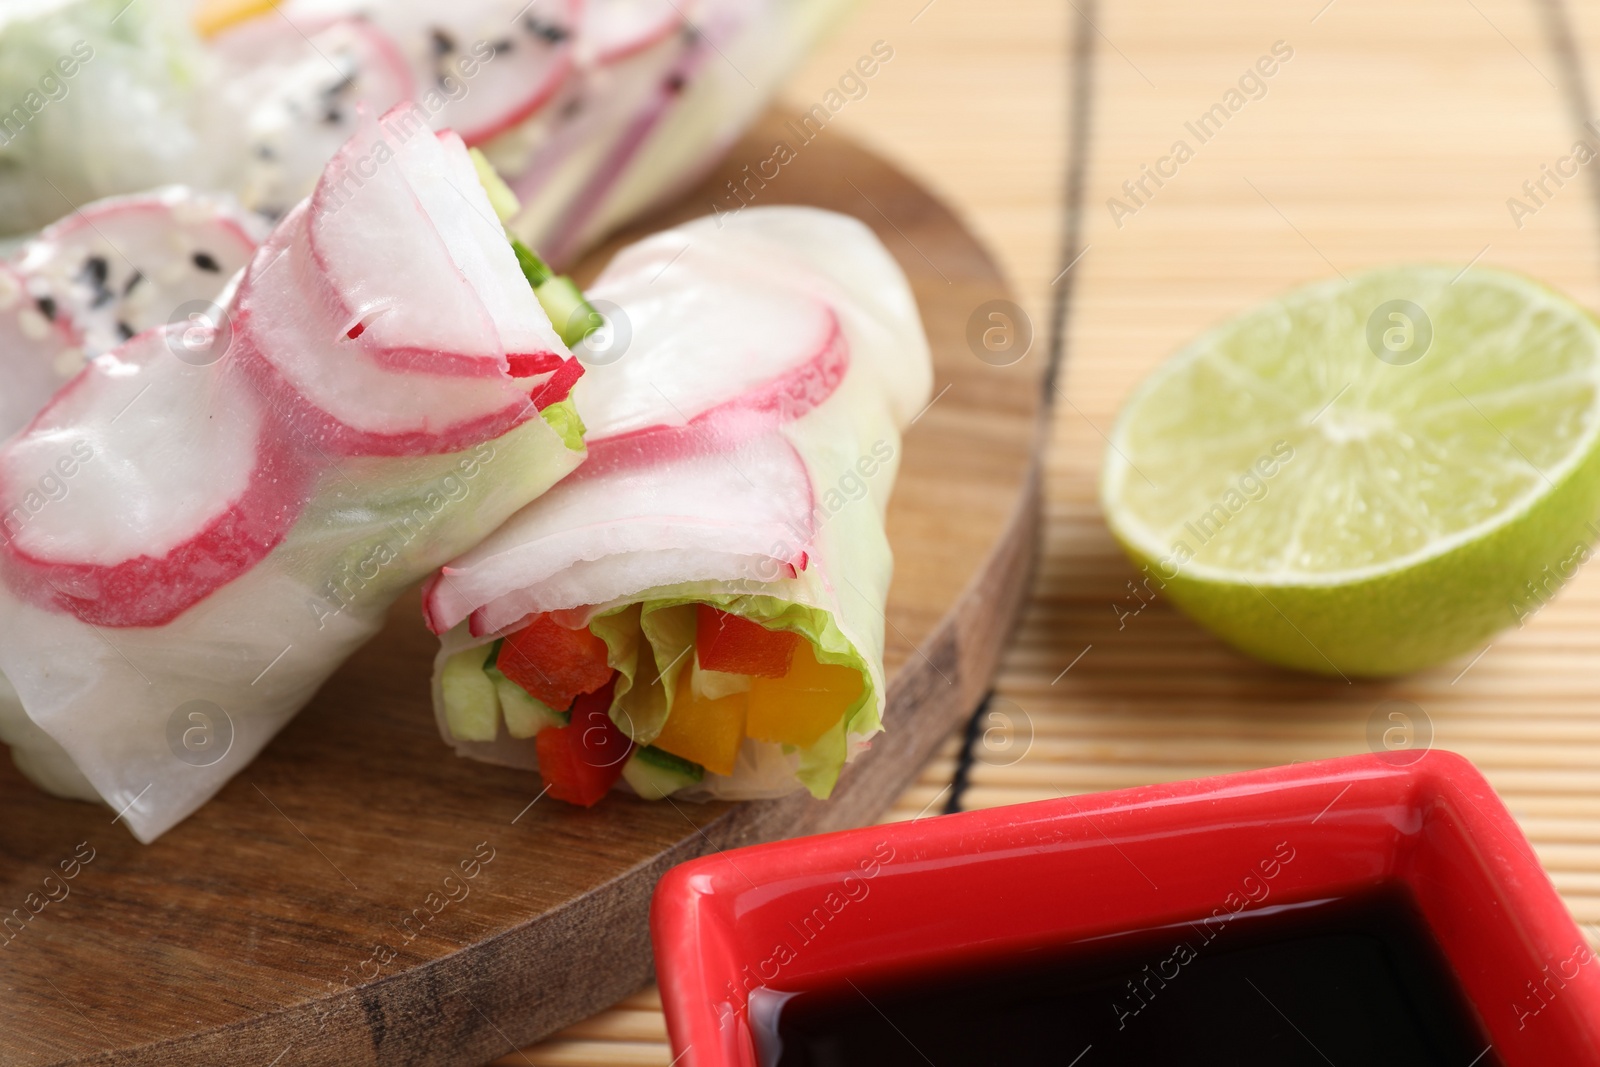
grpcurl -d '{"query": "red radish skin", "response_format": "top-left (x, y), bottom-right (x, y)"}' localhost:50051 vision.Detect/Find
top-left (438, 428), bottom-right (812, 639)
top-left (507, 352), bottom-right (569, 378)
top-left (535, 41), bottom-right (715, 266)
top-left (695, 605), bottom-right (798, 677)
top-left (0, 332), bottom-right (316, 628)
top-left (497, 613), bottom-right (614, 710)
top-left (530, 355), bottom-right (585, 410)
top-left (285, 0), bottom-right (581, 149)
top-left (458, 51), bottom-right (576, 148)
top-left (299, 114), bottom-right (569, 381)
top-left (422, 297), bottom-right (833, 635)
top-left (450, 0), bottom-right (579, 143)
top-left (578, 314), bottom-right (847, 478)
top-left (583, 0), bottom-right (683, 65)
top-left (233, 198), bottom-right (577, 456)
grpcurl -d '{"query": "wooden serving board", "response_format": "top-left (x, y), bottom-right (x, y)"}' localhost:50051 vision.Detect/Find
top-left (0, 112), bottom-right (1045, 1066)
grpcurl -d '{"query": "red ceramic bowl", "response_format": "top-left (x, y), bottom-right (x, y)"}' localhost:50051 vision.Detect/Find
top-left (651, 751), bottom-right (1600, 1066)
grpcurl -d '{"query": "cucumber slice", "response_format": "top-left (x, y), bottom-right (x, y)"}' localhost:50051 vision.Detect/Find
top-left (537, 276), bottom-right (603, 349)
top-left (511, 238), bottom-right (553, 287)
top-left (469, 147), bottom-right (521, 223)
top-left (509, 238), bottom-right (600, 348)
top-left (623, 745), bottom-right (705, 800)
top-left (487, 665), bottom-right (568, 738)
top-left (441, 644), bottom-right (500, 742)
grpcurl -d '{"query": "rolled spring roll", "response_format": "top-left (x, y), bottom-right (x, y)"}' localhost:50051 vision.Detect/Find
top-left (1, 0), bottom-right (851, 267)
top-left (0, 111), bottom-right (587, 841)
top-left (425, 206), bottom-right (931, 803)
top-left (261, 0), bottom-right (854, 263)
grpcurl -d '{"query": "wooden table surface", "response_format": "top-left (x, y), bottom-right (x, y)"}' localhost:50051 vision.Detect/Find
top-left (509, 0), bottom-right (1600, 1061)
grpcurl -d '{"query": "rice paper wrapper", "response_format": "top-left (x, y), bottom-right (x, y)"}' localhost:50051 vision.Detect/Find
top-left (429, 205), bottom-right (931, 799)
top-left (0, 113), bottom-right (586, 841)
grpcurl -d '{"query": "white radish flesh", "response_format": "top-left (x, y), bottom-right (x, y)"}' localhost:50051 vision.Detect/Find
top-left (233, 204), bottom-right (548, 455)
top-left (575, 230), bottom-right (844, 442)
top-left (0, 264), bottom-right (82, 442)
top-left (426, 431), bottom-right (814, 634)
top-left (17, 187), bottom-right (264, 361)
top-left (281, 0), bottom-right (579, 147)
top-left (306, 108), bottom-right (565, 376)
top-left (211, 15), bottom-right (414, 221)
top-left (582, 0), bottom-right (685, 64)
top-left (0, 328), bottom-right (312, 627)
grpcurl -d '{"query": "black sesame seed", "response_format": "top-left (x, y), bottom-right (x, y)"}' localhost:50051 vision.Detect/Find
top-left (560, 96), bottom-right (584, 119)
top-left (665, 73), bottom-right (686, 93)
top-left (255, 143), bottom-right (276, 161)
top-left (192, 252), bottom-right (221, 273)
top-left (123, 270), bottom-right (143, 295)
top-left (322, 71), bottom-right (356, 99)
top-left (80, 255), bottom-right (108, 287)
top-left (431, 28), bottom-right (456, 55)
top-left (90, 288), bottom-right (114, 309)
top-left (116, 320), bottom-right (135, 340)
top-left (492, 37), bottom-right (514, 54)
top-left (323, 106), bottom-right (344, 125)
top-left (36, 296), bottom-right (55, 320)
top-left (524, 16), bottom-right (570, 42)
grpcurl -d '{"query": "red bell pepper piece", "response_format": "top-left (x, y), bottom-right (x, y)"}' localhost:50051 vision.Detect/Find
top-left (498, 613), bottom-right (614, 710)
top-left (695, 604), bottom-right (798, 678)
top-left (535, 676), bottom-right (631, 806)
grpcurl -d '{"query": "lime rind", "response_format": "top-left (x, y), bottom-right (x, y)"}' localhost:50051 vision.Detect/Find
top-left (1101, 265), bottom-right (1600, 676)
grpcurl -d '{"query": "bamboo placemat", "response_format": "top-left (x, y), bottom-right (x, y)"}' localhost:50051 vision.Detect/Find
top-left (498, 0), bottom-right (1600, 1061)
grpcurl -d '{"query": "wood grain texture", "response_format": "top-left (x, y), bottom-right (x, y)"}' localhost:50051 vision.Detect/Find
top-left (0, 113), bottom-right (1043, 1066)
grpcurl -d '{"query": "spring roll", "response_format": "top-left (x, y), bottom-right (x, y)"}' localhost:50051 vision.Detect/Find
top-left (0, 110), bottom-right (586, 841)
top-left (426, 206), bottom-right (931, 804)
top-left (1, 0), bottom-right (851, 265)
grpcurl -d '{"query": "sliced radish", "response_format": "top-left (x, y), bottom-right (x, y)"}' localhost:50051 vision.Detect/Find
top-left (530, 38), bottom-right (711, 265)
top-left (17, 187), bottom-right (265, 361)
top-left (441, 0), bottom-right (579, 146)
top-left (423, 431), bottom-right (814, 635)
top-left (582, 0), bottom-right (684, 64)
top-left (573, 230), bottom-right (847, 444)
top-left (306, 108), bottom-right (568, 378)
top-left (232, 204), bottom-right (555, 456)
top-left (0, 265), bottom-right (82, 442)
top-left (284, 0), bottom-right (580, 147)
top-left (0, 328), bottom-right (314, 628)
top-left (211, 15), bottom-right (414, 220)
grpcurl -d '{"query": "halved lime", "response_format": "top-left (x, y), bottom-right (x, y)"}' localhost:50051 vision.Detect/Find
top-left (1101, 265), bottom-right (1600, 677)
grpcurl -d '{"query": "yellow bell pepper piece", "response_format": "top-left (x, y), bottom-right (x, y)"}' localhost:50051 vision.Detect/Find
top-left (193, 0), bottom-right (279, 38)
top-left (653, 670), bottom-right (747, 776)
top-left (746, 640), bottom-right (862, 748)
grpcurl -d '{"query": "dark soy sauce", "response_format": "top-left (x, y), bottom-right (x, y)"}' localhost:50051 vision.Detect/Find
top-left (759, 888), bottom-right (1499, 1067)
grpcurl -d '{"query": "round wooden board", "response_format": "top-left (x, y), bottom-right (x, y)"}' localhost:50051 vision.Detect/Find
top-left (0, 111), bottom-right (1045, 1067)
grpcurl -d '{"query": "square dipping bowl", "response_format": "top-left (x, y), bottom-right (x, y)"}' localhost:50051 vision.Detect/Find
top-left (651, 751), bottom-right (1600, 1067)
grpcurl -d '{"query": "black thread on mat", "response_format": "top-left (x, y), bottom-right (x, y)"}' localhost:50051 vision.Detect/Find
top-left (944, 690), bottom-right (995, 814)
top-left (1041, 0), bottom-right (1098, 402)
top-left (1533, 0), bottom-right (1600, 234)
top-left (938, 0), bottom-right (1097, 813)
